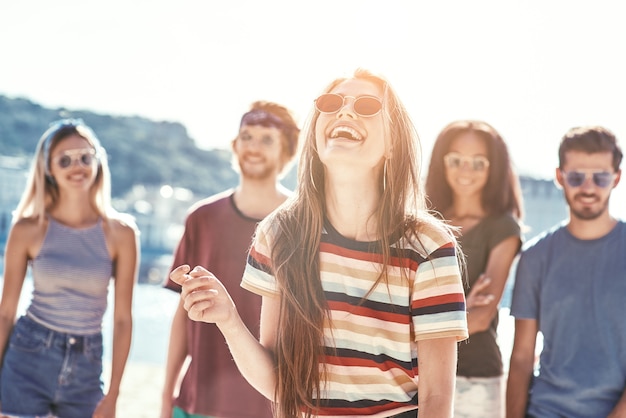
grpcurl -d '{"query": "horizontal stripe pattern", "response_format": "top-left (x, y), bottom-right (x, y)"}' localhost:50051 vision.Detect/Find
top-left (242, 220), bottom-right (467, 416)
top-left (28, 218), bottom-right (112, 334)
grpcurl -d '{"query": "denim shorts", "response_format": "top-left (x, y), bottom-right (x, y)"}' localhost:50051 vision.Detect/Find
top-left (0, 315), bottom-right (104, 418)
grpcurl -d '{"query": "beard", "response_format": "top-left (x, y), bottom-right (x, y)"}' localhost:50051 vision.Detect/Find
top-left (565, 191), bottom-right (610, 221)
top-left (238, 157), bottom-right (278, 181)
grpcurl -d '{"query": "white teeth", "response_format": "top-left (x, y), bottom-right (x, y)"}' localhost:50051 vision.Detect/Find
top-left (330, 126), bottom-right (362, 141)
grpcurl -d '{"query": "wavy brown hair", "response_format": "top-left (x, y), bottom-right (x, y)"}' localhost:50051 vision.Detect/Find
top-left (258, 69), bottom-right (452, 417)
top-left (425, 120), bottom-right (523, 220)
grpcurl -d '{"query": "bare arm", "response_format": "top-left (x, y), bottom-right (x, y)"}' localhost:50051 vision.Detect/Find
top-left (416, 336), bottom-right (458, 418)
top-left (171, 265), bottom-right (279, 400)
top-left (465, 274), bottom-right (494, 309)
top-left (467, 235), bottom-right (520, 334)
top-left (94, 221), bottom-right (139, 418)
top-left (160, 299), bottom-right (189, 418)
top-left (607, 390), bottom-right (626, 418)
top-left (0, 221), bottom-right (32, 365)
top-left (506, 318), bottom-right (538, 418)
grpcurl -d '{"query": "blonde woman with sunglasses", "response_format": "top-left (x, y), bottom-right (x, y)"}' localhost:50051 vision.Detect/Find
top-left (170, 69), bottom-right (468, 418)
top-left (0, 119), bottom-right (139, 418)
top-left (424, 120), bottom-right (524, 418)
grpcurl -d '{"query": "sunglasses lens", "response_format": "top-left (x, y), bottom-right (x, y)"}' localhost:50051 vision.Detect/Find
top-left (445, 153), bottom-right (489, 171)
top-left (55, 150), bottom-right (96, 169)
top-left (564, 171), bottom-right (614, 188)
top-left (593, 172), bottom-right (613, 187)
top-left (565, 172), bottom-right (585, 187)
top-left (354, 97), bottom-right (382, 116)
top-left (315, 94), bottom-right (382, 117)
top-left (315, 94), bottom-right (343, 113)
top-left (80, 153), bottom-right (94, 166)
top-left (58, 155), bottom-right (72, 168)
top-left (444, 154), bottom-right (460, 169)
top-left (473, 158), bottom-right (489, 171)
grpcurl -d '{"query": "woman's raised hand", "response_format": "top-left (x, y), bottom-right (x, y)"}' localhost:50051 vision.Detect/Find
top-left (169, 265), bottom-right (238, 327)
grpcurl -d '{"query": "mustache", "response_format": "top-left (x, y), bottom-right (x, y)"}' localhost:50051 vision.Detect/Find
top-left (574, 192), bottom-right (599, 199)
top-left (241, 150), bottom-right (264, 158)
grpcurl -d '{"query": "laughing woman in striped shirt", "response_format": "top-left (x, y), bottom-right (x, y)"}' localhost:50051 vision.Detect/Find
top-left (172, 69), bottom-right (468, 418)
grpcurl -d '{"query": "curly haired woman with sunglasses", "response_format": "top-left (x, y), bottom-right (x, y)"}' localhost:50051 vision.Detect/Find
top-left (170, 69), bottom-right (469, 418)
top-left (0, 119), bottom-right (139, 418)
top-left (424, 120), bottom-right (524, 418)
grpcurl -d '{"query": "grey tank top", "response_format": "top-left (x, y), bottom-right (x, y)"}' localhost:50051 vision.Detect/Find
top-left (27, 217), bottom-right (113, 334)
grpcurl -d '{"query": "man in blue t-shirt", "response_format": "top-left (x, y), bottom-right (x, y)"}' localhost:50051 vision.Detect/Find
top-left (506, 126), bottom-right (626, 418)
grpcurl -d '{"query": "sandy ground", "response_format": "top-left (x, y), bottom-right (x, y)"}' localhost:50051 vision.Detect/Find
top-left (103, 362), bottom-right (165, 418)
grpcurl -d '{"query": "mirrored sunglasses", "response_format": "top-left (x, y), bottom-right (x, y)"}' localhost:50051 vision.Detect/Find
top-left (53, 149), bottom-right (97, 169)
top-left (314, 93), bottom-right (382, 117)
top-left (443, 152), bottom-right (490, 171)
top-left (561, 170), bottom-right (615, 188)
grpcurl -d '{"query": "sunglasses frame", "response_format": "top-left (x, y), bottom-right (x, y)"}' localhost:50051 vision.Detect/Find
top-left (560, 169), bottom-right (615, 188)
top-left (443, 152), bottom-right (490, 172)
top-left (314, 93), bottom-right (383, 117)
top-left (42, 118), bottom-right (104, 178)
top-left (53, 148), bottom-right (98, 169)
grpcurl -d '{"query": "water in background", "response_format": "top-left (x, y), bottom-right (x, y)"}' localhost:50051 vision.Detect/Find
top-left (10, 276), bottom-right (180, 365)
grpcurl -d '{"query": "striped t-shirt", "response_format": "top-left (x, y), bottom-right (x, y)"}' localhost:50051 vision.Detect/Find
top-left (241, 219), bottom-right (468, 417)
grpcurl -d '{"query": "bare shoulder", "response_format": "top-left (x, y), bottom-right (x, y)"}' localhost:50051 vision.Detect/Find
top-left (11, 216), bottom-right (45, 236)
top-left (10, 217), bottom-right (47, 243)
top-left (7, 217), bottom-right (48, 259)
top-left (102, 214), bottom-right (139, 245)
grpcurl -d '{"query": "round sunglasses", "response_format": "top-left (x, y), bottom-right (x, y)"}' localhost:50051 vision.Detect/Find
top-left (314, 93), bottom-right (383, 117)
top-left (443, 152), bottom-right (490, 172)
top-left (53, 149), bottom-right (97, 169)
top-left (561, 170), bottom-right (615, 188)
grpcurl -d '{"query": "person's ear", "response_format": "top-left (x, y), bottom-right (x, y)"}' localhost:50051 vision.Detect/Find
top-left (554, 167), bottom-right (565, 189)
top-left (612, 169), bottom-right (621, 188)
top-left (385, 142), bottom-right (393, 160)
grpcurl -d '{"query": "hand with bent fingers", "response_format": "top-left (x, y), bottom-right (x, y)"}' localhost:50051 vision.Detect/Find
top-left (466, 274), bottom-right (495, 310)
top-left (170, 264), bottom-right (238, 327)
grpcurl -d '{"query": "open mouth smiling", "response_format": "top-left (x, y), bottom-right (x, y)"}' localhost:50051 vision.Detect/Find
top-left (330, 125), bottom-right (363, 141)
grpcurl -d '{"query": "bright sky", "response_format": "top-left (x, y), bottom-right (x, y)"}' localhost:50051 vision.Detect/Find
top-left (1, 0), bottom-right (625, 212)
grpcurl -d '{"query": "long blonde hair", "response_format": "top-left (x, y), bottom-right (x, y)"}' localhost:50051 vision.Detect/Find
top-left (260, 69), bottom-right (451, 417)
top-left (14, 119), bottom-right (114, 223)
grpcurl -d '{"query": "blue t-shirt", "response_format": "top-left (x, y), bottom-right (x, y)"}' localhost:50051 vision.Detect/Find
top-left (510, 221), bottom-right (626, 418)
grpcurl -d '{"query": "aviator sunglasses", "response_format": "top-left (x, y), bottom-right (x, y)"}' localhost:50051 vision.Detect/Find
top-left (443, 152), bottom-right (490, 171)
top-left (314, 93), bottom-right (383, 117)
top-left (561, 170), bottom-right (615, 188)
top-left (53, 149), bottom-right (97, 169)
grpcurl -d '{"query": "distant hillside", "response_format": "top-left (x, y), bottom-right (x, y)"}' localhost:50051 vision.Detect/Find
top-left (0, 95), bottom-right (296, 197)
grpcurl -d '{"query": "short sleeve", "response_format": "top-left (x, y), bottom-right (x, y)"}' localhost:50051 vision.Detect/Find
top-left (241, 222), bottom-right (279, 298)
top-left (489, 214), bottom-right (522, 250)
top-left (510, 242), bottom-right (542, 320)
top-left (411, 224), bottom-right (469, 342)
